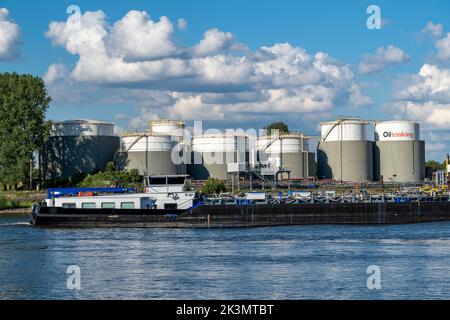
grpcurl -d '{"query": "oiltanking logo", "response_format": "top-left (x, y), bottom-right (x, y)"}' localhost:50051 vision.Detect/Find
top-left (383, 131), bottom-right (414, 139)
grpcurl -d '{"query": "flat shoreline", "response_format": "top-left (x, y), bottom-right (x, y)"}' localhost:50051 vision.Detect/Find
top-left (0, 208), bottom-right (31, 216)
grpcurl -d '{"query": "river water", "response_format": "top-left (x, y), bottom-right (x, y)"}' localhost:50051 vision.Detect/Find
top-left (1, 215), bottom-right (450, 300)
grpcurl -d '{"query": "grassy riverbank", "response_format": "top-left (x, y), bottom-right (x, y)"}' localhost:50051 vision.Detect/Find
top-left (0, 191), bottom-right (45, 214)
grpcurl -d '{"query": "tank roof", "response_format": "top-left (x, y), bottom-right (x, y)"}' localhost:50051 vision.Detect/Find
top-left (149, 119), bottom-right (185, 126)
top-left (374, 120), bottom-right (419, 125)
top-left (121, 131), bottom-right (175, 138)
top-left (192, 133), bottom-right (248, 139)
top-left (54, 119), bottom-right (115, 126)
top-left (258, 132), bottom-right (308, 140)
top-left (320, 118), bottom-right (369, 126)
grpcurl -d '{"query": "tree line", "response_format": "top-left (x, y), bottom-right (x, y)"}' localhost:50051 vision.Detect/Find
top-left (0, 73), bottom-right (51, 190)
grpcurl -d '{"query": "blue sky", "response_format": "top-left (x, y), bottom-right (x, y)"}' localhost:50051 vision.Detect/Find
top-left (1, 0), bottom-right (450, 159)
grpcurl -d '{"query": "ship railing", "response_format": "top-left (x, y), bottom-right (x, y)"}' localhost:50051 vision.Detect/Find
top-left (47, 187), bottom-right (137, 200)
top-left (198, 193), bottom-right (450, 207)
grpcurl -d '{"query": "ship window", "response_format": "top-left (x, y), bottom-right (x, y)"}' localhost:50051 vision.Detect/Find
top-left (82, 203), bottom-right (96, 209)
top-left (164, 203), bottom-right (178, 210)
top-left (121, 202), bottom-right (135, 209)
top-left (101, 202), bottom-right (115, 209)
top-left (167, 177), bottom-right (185, 185)
top-left (62, 203), bottom-right (76, 209)
top-left (149, 177), bottom-right (167, 185)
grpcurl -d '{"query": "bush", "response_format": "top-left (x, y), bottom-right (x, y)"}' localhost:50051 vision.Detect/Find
top-left (0, 196), bottom-right (7, 209)
top-left (201, 178), bottom-right (227, 195)
top-left (43, 173), bottom-right (88, 188)
top-left (78, 168), bottom-right (142, 188)
top-left (0, 196), bottom-right (29, 209)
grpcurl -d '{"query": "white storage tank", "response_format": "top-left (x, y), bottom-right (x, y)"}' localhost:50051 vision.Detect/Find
top-left (317, 118), bottom-right (373, 182)
top-left (120, 132), bottom-right (187, 175)
top-left (44, 119), bottom-right (120, 179)
top-left (320, 121), bottom-right (368, 141)
top-left (190, 133), bottom-right (248, 180)
top-left (374, 121), bottom-right (424, 182)
top-left (149, 119), bottom-right (185, 142)
top-left (256, 133), bottom-right (312, 179)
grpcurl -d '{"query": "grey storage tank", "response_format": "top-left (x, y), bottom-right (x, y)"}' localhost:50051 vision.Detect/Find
top-left (190, 134), bottom-right (248, 180)
top-left (45, 119), bottom-right (120, 178)
top-left (374, 121), bottom-right (425, 182)
top-left (318, 118), bottom-right (373, 182)
top-left (256, 133), bottom-right (313, 180)
top-left (120, 132), bottom-right (188, 176)
top-left (119, 120), bottom-right (188, 176)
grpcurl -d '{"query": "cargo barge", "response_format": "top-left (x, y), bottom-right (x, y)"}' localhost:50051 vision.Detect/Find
top-left (31, 175), bottom-right (450, 228)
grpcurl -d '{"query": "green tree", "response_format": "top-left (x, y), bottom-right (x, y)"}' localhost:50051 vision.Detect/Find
top-left (201, 178), bottom-right (227, 195)
top-left (425, 160), bottom-right (445, 172)
top-left (263, 122), bottom-right (290, 135)
top-left (0, 73), bottom-right (51, 190)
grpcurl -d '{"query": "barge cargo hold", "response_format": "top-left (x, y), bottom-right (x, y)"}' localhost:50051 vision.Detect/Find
top-left (32, 201), bottom-right (450, 228)
top-left (32, 175), bottom-right (450, 228)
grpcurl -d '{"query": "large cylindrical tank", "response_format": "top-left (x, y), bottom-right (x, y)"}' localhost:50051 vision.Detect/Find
top-left (317, 119), bottom-right (373, 182)
top-left (189, 134), bottom-right (248, 180)
top-left (374, 121), bottom-right (425, 182)
top-left (45, 119), bottom-right (120, 178)
top-left (256, 134), bottom-right (311, 179)
top-left (149, 119), bottom-right (185, 142)
top-left (120, 132), bottom-right (187, 175)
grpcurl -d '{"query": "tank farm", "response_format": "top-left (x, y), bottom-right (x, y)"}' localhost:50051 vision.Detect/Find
top-left (32, 117), bottom-right (450, 228)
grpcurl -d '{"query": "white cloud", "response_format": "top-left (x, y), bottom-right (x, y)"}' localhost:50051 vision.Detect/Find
top-left (43, 63), bottom-right (69, 84)
top-left (44, 9), bottom-right (371, 128)
top-left (385, 23), bottom-right (450, 160)
top-left (359, 45), bottom-right (410, 75)
top-left (177, 18), bottom-right (187, 31)
top-left (436, 33), bottom-right (450, 62)
top-left (191, 28), bottom-right (245, 57)
top-left (395, 64), bottom-right (450, 103)
top-left (0, 8), bottom-right (21, 61)
top-left (425, 142), bottom-right (446, 160)
top-left (416, 22), bottom-right (450, 63)
top-left (426, 142), bottom-right (446, 152)
top-left (390, 64), bottom-right (450, 129)
top-left (420, 21), bottom-right (443, 38)
top-left (110, 11), bottom-right (180, 61)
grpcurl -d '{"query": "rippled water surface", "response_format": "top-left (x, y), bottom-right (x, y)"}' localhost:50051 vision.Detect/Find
top-left (2, 215), bottom-right (450, 299)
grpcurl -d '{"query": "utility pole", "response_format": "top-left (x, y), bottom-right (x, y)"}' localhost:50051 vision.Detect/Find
top-left (29, 159), bottom-right (33, 191)
top-left (145, 135), bottom-right (149, 176)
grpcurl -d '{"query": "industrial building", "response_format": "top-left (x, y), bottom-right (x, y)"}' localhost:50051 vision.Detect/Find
top-left (317, 118), bottom-right (374, 182)
top-left (373, 121), bottom-right (425, 183)
top-left (44, 119), bottom-right (120, 178)
top-left (119, 120), bottom-right (187, 176)
top-left (43, 116), bottom-right (426, 185)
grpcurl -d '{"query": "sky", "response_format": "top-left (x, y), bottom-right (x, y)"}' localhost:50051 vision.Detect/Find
top-left (1, 0), bottom-right (450, 160)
